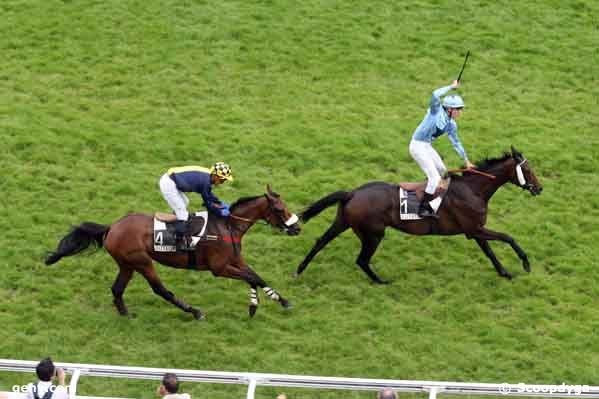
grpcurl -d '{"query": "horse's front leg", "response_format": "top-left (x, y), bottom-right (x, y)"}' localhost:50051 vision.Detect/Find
top-left (475, 227), bottom-right (530, 273)
top-left (474, 238), bottom-right (512, 280)
top-left (215, 263), bottom-right (291, 317)
top-left (240, 264), bottom-right (292, 314)
top-left (249, 285), bottom-right (260, 318)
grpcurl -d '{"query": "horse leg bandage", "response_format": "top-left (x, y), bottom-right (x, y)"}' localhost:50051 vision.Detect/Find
top-left (250, 288), bottom-right (259, 305)
top-left (263, 287), bottom-right (280, 301)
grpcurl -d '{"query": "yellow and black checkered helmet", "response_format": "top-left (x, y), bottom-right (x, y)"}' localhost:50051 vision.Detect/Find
top-left (210, 162), bottom-right (234, 181)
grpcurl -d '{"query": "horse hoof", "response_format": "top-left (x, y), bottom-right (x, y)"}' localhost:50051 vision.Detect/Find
top-left (502, 273), bottom-right (513, 280)
top-left (192, 309), bottom-right (205, 320)
top-left (291, 272), bottom-right (300, 279)
top-left (280, 299), bottom-right (293, 309)
top-left (375, 279), bottom-right (391, 285)
top-left (113, 302), bottom-right (129, 316)
top-left (249, 305), bottom-right (258, 318)
top-left (523, 261), bottom-right (531, 273)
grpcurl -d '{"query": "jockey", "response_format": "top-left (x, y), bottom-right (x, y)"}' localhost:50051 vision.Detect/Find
top-left (159, 162), bottom-right (233, 250)
top-left (409, 79), bottom-right (474, 218)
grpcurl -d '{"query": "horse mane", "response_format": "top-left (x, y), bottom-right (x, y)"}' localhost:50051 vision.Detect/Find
top-left (474, 152), bottom-right (514, 171)
top-left (230, 196), bottom-right (262, 210)
top-left (230, 191), bottom-right (280, 210)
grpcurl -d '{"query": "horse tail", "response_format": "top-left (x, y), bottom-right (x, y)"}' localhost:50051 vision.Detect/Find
top-left (301, 191), bottom-right (352, 223)
top-left (45, 222), bottom-right (110, 265)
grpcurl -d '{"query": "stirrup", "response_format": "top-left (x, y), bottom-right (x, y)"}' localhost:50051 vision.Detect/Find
top-left (176, 236), bottom-right (193, 252)
top-left (418, 203), bottom-right (438, 219)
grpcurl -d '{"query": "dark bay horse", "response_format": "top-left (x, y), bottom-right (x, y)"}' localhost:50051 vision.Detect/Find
top-left (296, 147), bottom-right (542, 283)
top-left (45, 186), bottom-right (300, 320)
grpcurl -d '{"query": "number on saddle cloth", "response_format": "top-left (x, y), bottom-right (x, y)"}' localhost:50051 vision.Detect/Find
top-left (153, 211), bottom-right (210, 252)
top-left (398, 178), bottom-right (451, 220)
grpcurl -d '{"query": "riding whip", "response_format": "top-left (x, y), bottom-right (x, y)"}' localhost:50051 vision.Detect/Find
top-left (457, 50), bottom-right (470, 82)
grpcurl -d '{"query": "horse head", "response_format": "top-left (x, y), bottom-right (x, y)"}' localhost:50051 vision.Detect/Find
top-left (263, 184), bottom-right (301, 235)
top-left (510, 146), bottom-right (543, 196)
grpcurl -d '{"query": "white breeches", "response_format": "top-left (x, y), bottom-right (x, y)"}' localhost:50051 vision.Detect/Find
top-left (159, 173), bottom-right (190, 221)
top-left (409, 140), bottom-right (447, 195)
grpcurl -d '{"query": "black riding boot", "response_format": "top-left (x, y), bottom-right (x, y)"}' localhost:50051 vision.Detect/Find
top-left (418, 193), bottom-right (438, 219)
top-left (174, 220), bottom-right (191, 251)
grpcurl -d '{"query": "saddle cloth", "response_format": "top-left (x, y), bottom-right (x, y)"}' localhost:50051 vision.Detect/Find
top-left (398, 178), bottom-right (450, 220)
top-left (153, 211), bottom-right (213, 252)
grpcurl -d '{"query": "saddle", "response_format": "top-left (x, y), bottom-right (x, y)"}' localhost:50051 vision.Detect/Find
top-left (398, 177), bottom-right (449, 200)
top-left (153, 211), bottom-right (214, 252)
top-left (398, 178), bottom-right (450, 220)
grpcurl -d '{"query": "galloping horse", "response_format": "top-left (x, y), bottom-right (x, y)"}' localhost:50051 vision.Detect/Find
top-left (296, 147), bottom-right (542, 283)
top-left (46, 186), bottom-right (300, 320)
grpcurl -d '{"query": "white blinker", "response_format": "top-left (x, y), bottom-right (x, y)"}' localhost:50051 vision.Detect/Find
top-left (285, 214), bottom-right (299, 226)
top-left (516, 160), bottom-right (527, 186)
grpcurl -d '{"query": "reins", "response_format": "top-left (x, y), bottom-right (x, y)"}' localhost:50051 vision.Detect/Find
top-left (229, 214), bottom-right (254, 223)
top-left (448, 168), bottom-right (496, 180)
top-left (229, 212), bottom-right (269, 228)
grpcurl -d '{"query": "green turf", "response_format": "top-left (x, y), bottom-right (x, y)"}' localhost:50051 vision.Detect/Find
top-left (1, 0), bottom-right (598, 398)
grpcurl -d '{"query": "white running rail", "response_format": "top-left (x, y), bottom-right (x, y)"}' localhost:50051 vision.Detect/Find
top-left (2, 359), bottom-right (599, 399)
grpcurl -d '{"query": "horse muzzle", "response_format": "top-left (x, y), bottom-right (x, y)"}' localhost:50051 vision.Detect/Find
top-left (285, 223), bottom-right (301, 236)
top-left (283, 214), bottom-right (301, 235)
top-left (528, 185), bottom-right (543, 196)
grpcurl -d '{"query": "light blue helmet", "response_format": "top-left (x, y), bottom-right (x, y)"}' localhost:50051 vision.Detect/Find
top-left (442, 94), bottom-right (465, 109)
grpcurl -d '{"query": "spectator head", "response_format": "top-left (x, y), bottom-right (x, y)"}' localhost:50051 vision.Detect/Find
top-left (36, 358), bottom-right (55, 382)
top-left (161, 373), bottom-right (180, 394)
top-left (276, 394), bottom-right (288, 399)
top-left (377, 388), bottom-right (397, 399)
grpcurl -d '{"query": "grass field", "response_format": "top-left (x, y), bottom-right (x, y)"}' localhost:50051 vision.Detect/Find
top-left (1, 0), bottom-right (598, 398)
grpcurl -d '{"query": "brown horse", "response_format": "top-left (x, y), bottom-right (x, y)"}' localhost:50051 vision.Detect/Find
top-left (45, 186), bottom-right (300, 320)
top-left (296, 147), bottom-right (542, 283)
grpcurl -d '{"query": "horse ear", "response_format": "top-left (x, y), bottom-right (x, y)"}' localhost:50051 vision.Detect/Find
top-left (511, 145), bottom-right (522, 160)
top-left (266, 184), bottom-right (273, 196)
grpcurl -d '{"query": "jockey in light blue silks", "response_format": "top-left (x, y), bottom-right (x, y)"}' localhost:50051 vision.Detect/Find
top-left (409, 80), bottom-right (474, 218)
top-left (159, 162), bottom-right (233, 250)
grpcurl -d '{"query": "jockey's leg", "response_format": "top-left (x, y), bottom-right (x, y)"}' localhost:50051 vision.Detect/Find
top-left (159, 174), bottom-right (192, 250)
top-left (430, 147), bottom-right (447, 177)
top-left (410, 142), bottom-right (441, 218)
top-left (174, 220), bottom-right (191, 251)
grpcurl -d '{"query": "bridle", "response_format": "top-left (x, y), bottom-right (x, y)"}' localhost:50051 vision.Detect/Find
top-left (229, 196), bottom-right (298, 233)
top-left (515, 158), bottom-right (533, 190)
top-left (264, 195), bottom-right (299, 233)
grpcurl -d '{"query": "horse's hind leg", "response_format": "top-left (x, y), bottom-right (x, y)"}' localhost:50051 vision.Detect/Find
top-left (354, 229), bottom-right (389, 284)
top-left (139, 264), bottom-right (205, 320)
top-left (295, 217), bottom-right (348, 277)
top-left (112, 266), bottom-right (134, 316)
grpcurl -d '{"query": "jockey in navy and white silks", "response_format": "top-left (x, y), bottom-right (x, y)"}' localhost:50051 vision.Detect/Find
top-left (409, 80), bottom-right (474, 217)
top-left (159, 162), bottom-right (233, 249)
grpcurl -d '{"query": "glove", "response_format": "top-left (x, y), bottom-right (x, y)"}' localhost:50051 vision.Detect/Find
top-left (220, 205), bottom-right (231, 217)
